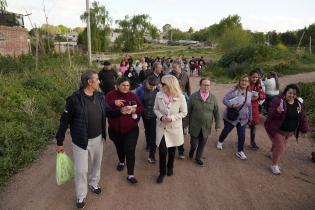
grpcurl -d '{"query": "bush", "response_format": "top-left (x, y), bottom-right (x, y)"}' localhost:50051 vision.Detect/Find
top-left (224, 62), bottom-right (251, 78)
top-left (218, 45), bottom-right (276, 68)
top-left (299, 82), bottom-right (315, 142)
top-left (0, 53), bottom-right (90, 188)
top-left (275, 43), bottom-right (288, 51)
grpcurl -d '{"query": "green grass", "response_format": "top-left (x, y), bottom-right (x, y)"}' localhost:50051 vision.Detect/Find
top-left (299, 82), bottom-right (315, 143)
top-left (0, 53), bottom-right (90, 189)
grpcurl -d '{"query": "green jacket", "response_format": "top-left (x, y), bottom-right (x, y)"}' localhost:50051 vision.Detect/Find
top-left (188, 90), bottom-right (221, 138)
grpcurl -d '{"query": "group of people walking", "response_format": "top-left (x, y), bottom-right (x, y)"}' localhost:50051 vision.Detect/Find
top-left (56, 59), bottom-right (308, 209)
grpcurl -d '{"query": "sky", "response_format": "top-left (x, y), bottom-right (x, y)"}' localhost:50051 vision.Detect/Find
top-left (7, 0), bottom-right (315, 32)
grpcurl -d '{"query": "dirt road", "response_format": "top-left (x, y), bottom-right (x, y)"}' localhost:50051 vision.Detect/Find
top-left (1, 72), bottom-right (315, 210)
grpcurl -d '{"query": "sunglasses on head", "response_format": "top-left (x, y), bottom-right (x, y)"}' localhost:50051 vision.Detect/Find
top-left (161, 82), bottom-right (167, 86)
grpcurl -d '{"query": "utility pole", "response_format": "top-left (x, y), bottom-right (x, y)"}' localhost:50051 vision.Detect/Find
top-left (43, 0), bottom-right (50, 52)
top-left (35, 25), bottom-right (39, 71)
top-left (297, 30), bottom-right (305, 52)
top-left (310, 36), bottom-right (312, 55)
top-left (86, 0), bottom-right (92, 66)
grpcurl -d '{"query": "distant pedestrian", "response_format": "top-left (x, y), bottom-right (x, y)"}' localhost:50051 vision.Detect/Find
top-left (98, 61), bottom-right (118, 95)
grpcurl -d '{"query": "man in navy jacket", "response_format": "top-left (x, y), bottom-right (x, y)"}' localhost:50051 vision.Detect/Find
top-left (56, 70), bottom-right (107, 209)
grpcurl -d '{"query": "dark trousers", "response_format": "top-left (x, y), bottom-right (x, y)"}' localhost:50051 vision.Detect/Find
top-left (109, 126), bottom-right (139, 175)
top-left (177, 127), bottom-right (186, 155)
top-left (159, 137), bottom-right (176, 175)
top-left (142, 117), bottom-right (157, 159)
top-left (250, 124), bottom-right (257, 146)
top-left (219, 120), bottom-right (246, 152)
top-left (190, 130), bottom-right (208, 160)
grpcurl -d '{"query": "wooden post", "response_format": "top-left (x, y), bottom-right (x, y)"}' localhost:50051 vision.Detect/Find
top-left (35, 26), bottom-right (39, 71)
top-left (66, 33), bottom-right (71, 67)
top-left (86, 0), bottom-right (92, 66)
top-left (310, 36), bottom-right (312, 55)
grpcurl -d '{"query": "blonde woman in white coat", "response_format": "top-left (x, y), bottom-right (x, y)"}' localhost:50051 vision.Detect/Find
top-left (154, 75), bottom-right (188, 184)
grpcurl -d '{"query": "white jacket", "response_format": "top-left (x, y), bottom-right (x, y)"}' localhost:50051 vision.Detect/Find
top-left (154, 92), bottom-right (187, 147)
top-left (264, 78), bottom-right (279, 96)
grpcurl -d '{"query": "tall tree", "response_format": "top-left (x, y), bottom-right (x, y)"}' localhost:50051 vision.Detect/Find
top-left (80, 1), bottom-right (111, 52)
top-left (148, 24), bottom-right (159, 39)
top-left (0, 0), bottom-right (7, 12)
top-left (115, 14), bottom-right (151, 51)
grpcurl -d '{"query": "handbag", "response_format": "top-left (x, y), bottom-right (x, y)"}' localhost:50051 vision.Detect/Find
top-left (226, 90), bottom-right (248, 121)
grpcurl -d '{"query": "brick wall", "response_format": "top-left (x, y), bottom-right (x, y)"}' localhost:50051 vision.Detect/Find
top-left (0, 25), bottom-right (29, 56)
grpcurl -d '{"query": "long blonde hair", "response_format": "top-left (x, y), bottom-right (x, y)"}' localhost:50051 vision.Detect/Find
top-left (161, 75), bottom-right (182, 98)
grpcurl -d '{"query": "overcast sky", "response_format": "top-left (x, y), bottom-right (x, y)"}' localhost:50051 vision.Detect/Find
top-left (8, 0), bottom-right (315, 32)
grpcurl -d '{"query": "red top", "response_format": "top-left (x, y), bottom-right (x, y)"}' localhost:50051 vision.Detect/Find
top-left (106, 90), bottom-right (143, 134)
top-left (250, 81), bottom-right (266, 124)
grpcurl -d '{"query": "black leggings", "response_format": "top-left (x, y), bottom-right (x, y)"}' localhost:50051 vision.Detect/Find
top-left (159, 136), bottom-right (176, 175)
top-left (109, 126), bottom-right (139, 175)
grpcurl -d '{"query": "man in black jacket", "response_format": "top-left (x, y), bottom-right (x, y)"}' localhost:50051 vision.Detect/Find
top-left (56, 70), bottom-right (107, 209)
top-left (135, 76), bottom-right (159, 163)
top-left (99, 61), bottom-right (118, 95)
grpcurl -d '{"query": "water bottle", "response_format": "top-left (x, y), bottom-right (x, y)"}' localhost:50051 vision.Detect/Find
top-left (130, 100), bottom-right (137, 119)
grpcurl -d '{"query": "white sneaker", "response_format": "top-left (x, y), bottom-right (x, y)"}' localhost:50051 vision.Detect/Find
top-left (236, 151), bottom-right (247, 160)
top-left (266, 151), bottom-right (273, 159)
top-left (270, 165), bottom-right (281, 175)
top-left (216, 142), bottom-right (223, 150)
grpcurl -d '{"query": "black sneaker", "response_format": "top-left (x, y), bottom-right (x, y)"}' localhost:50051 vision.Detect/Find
top-left (89, 185), bottom-right (101, 195)
top-left (248, 145), bottom-right (259, 151)
top-left (178, 153), bottom-right (185, 159)
top-left (116, 162), bottom-right (125, 171)
top-left (127, 176), bottom-right (138, 184)
top-left (147, 157), bottom-right (156, 164)
top-left (76, 198), bottom-right (86, 209)
top-left (195, 159), bottom-right (204, 166)
top-left (189, 150), bottom-right (194, 159)
top-left (167, 168), bottom-right (173, 176)
top-left (156, 175), bottom-right (165, 184)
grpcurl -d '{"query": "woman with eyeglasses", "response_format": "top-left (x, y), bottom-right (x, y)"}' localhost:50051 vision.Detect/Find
top-left (264, 84), bottom-right (308, 175)
top-left (105, 77), bottom-right (144, 184)
top-left (187, 78), bottom-right (221, 165)
top-left (154, 75), bottom-right (187, 183)
top-left (216, 75), bottom-right (252, 160)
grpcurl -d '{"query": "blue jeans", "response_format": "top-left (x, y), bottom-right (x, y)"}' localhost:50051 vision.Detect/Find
top-left (219, 120), bottom-right (246, 152)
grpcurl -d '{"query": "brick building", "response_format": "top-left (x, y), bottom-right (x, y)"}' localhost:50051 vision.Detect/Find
top-left (0, 12), bottom-right (29, 56)
top-left (0, 25), bottom-right (29, 56)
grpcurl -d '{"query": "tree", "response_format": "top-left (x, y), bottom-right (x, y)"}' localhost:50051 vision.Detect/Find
top-left (252, 32), bottom-right (265, 45)
top-left (0, 0), bottom-right (7, 12)
top-left (191, 14), bottom-right (242, 44)
top-left (279, 31), bottom-right (298, 46)
top-left (170, 28), bottom-right (190, 40)
top-left (218, 28), bottom-right (252, 52)
top-left (267, 31), bottom-right (279, 46)
top-left (162, 24), bottom-right (172, 33)
top-left (148, 24), bottom-right (159, 39)
top-left (115, 14), bottom-right (152, 51)
top-left (188, 27), bottom-right (194, 33)
top-left (80, 1), bottom-right (111, 52)
top-left (162, 24), bottom-right (172, 40)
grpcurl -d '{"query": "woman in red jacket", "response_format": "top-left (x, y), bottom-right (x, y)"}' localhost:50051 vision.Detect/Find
top-left (265, 84), bottom-right (308, 175)
top-left (248, 69), bottom-right (266, 150)
top-left (106, 77), bottom-right (143, 184)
